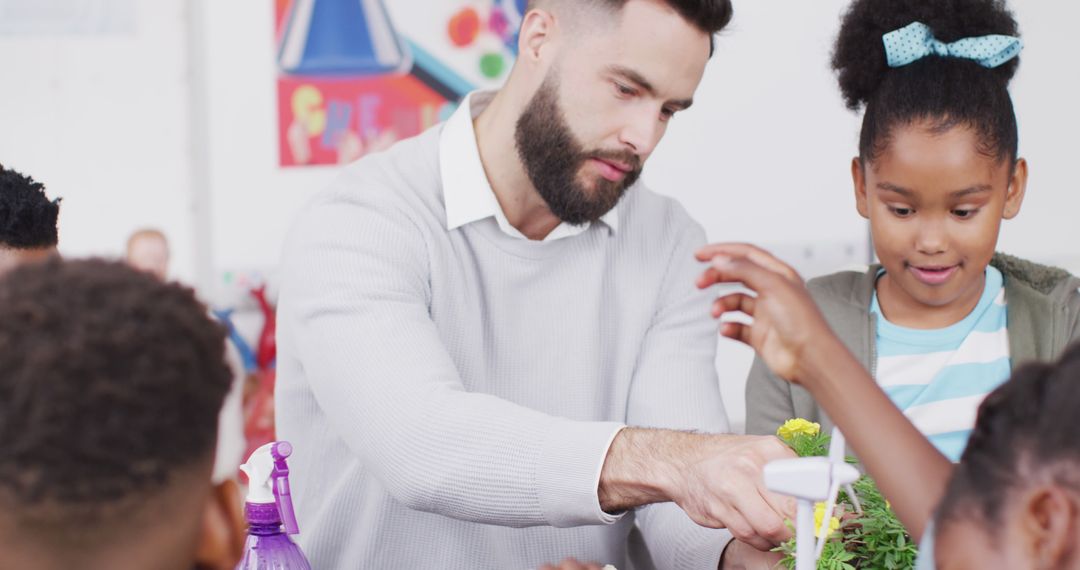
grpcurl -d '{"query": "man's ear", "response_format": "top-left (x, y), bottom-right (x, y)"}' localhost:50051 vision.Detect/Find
top-left (852, 157), bottom-right (870, 219)
top-left (194, 479), bottom-right (246, 570)
top-left (1019, 485), bottom-right (1079, 570)
top-left (518, 6), bottom-right (556, 63)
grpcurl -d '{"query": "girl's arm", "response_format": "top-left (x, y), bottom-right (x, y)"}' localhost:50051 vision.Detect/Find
top-left (695, 243), bottom-right (952, 540)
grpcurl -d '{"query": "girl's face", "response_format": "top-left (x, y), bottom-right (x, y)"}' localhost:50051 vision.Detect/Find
top-left (853, 122), bottom-right (1027, 328)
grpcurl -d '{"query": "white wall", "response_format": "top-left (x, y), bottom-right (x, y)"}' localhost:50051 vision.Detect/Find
top-left (0, 0), bottom-right (202, 283)
top-left (998, 6), bottom-right (1080, 273)
top-left (198, 0), bottom-right (332, 285)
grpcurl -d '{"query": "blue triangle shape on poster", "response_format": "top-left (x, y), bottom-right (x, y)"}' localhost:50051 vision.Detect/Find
top-left (278, 0), bottom-right (409, 77)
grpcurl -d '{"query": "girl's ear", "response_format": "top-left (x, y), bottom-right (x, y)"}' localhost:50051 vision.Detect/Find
top-left (852, 157), bottom-right (870, 219)
top-left (1002, 158), bottom-right (1028, 220)
top-left (1018, 485), bottom-right (1078, 570)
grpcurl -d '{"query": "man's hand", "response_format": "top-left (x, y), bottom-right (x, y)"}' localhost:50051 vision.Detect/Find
top-left (694, 243), bottom-right (839, 385)
top-left (671, 434), bottom-right (796, 550)
top-left (719, 540), bottom-right (784, 570)
top-left (599, 429), bottom-right (796, 551)
top-left (538, 558), bottom-right (604, 570)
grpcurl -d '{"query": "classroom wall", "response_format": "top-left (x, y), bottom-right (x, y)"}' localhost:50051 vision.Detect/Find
top-left (0, 0), bottom-right (203, 283)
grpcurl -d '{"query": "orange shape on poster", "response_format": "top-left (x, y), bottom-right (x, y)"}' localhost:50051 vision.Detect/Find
top-left (448, 8), bottom-right (481, 47)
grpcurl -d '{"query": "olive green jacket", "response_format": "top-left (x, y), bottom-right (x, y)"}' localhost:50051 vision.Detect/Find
top-left (745, 253), bottom-right (1080, 438)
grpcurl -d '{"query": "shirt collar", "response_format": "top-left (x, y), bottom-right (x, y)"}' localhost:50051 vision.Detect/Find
top-left (439, 90), bottom-right (619, 241)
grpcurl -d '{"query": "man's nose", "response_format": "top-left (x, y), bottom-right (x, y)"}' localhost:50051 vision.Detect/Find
top-left (617, 110), bottom-right (662, 158)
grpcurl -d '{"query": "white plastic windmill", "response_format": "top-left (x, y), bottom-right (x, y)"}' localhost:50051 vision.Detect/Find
top-left (763, 428), bottom-right (862, 570)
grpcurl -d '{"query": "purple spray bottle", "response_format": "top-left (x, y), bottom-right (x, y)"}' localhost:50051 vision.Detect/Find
top-left (237, 441), bottom-right (313, 570)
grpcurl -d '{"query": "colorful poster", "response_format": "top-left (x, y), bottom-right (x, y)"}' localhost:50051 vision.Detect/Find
top-left (275, 0), bottom-right (525, 167)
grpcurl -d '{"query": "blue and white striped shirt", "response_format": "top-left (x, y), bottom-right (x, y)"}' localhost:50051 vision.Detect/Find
top-left (871, 266), bottom-right (1010, 462)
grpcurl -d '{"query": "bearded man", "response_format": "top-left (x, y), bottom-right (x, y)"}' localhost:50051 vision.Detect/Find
top-left (276, 1), bottom-right (793, 568)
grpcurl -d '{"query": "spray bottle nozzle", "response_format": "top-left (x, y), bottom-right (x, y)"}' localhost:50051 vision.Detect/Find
top-left (270, 441), bottom-right (300, 535)
top-left (240, 440), bottom-right (301, 535)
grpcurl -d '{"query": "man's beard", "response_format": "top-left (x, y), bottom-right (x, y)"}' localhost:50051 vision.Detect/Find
top-left (514, 75), bottom-right (643, 226)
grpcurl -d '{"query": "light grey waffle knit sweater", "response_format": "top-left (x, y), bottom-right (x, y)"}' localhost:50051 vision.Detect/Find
top-left (276, 116), bottom-right (732, 569)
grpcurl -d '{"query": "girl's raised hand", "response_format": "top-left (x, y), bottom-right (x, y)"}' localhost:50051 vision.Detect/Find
top-left (694, 243), bottom-right (839, 386)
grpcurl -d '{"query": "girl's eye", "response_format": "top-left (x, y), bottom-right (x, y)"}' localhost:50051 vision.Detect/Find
top-left (952, 208), bottom-right (979, 219)
top-left (614, 83), bottom-right (636, 97)
top-left (888, 206), bottom-right (914, 218)
top-left (660, 107), bottom-right (676, 120)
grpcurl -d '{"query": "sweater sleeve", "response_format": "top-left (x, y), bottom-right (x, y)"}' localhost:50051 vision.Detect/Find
top-left (278, 182), bottom-right (625, 529)
top-left (744, 356), bottom-right (796, 437)
top-left (624, 222), bottom-right (731, 569)
top-left (1066, 281), bottom-right (1080, 346)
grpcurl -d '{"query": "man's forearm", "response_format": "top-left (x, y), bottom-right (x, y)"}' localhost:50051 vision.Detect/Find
top-left (799, 336), bottom-right (952, 540)
top-left (598, 427), bottom-right (691, 512)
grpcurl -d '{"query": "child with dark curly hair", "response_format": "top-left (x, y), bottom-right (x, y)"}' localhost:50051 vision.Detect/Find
top-left (930, 344), bottom-right (1080, 568)
top-left (746, 0), bottom-right (1080, 463)
top-left (0, 259), bottom-right (245, 569)
top-left (0, 165), bottom-right (60, 275)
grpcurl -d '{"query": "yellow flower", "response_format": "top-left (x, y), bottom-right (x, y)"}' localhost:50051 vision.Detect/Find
top-left (777, 418), bottom-right (821, 440)
top-left (813, 502), bottom-right (841, 538)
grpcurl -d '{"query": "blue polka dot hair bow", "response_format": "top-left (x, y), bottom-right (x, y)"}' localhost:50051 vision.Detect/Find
top-left (882, 21), bottom-right (1023, 68)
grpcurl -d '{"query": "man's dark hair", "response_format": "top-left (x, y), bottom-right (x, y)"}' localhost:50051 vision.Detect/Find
top-left (529, 0), bottom-right (734, 54)
top-left (937, 343), bottom-right (1080, 533)
top-left (0, 259), bottom-right (231, 525)
top-left (833, 0), bottom-right (1020, 165)
top-left (0, 166), bottom-right (60, 249)
top-left (617, 0), bottom-right (733, 39)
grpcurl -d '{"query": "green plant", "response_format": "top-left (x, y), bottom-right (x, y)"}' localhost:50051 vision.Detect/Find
top-left (783, 430), bottom-right (832, 459)
top-left (773, 420), bottom-right (918, 569)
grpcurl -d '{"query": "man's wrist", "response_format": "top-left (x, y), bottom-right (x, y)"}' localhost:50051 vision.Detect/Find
top-left (597, 428), bottom-right (691, 512)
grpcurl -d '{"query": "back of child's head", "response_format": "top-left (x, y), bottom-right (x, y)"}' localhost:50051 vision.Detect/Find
top-left (0, 165), bottom-right (60, 249)
top-left (0, 258), bottom-right (237, 568)
top-left (833, 0), bottom-right (1021, 165)
top-left (937, 343), bottom-right (1080, 550)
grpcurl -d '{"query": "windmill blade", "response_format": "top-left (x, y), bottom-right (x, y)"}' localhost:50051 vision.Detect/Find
top-left (815, 480), bottom-right (842, 558)
top-left (815, 428), bottom-right (862, 557)
top-left (845, 483), bottom-right (863, 514)
top-left (828, 427), bottom-right (846, 464)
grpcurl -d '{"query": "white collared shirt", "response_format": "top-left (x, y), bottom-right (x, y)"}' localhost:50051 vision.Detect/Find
top-left (438, 91), bottom-right (618, 242)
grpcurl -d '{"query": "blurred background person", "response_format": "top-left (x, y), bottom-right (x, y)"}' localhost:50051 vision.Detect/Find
top-left (125, 227), bottom-right (170, 280)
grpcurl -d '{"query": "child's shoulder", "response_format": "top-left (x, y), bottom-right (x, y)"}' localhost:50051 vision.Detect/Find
top-left (806, 265), bottom-right (876, 311)
top-left (992, 252), bottom-right (1080, 303)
